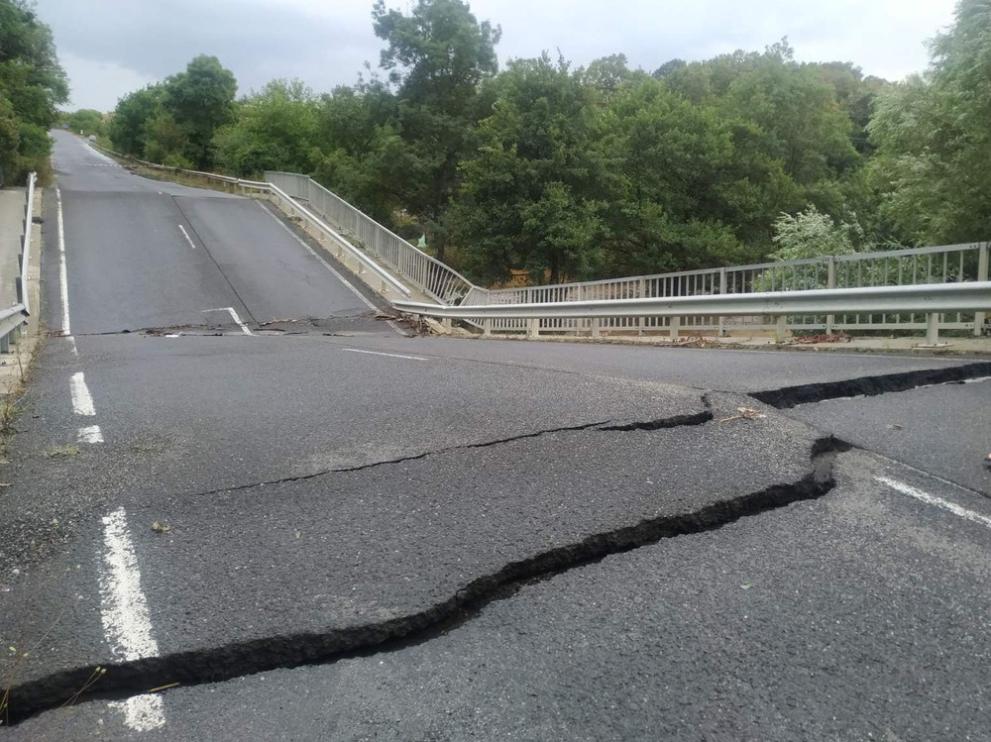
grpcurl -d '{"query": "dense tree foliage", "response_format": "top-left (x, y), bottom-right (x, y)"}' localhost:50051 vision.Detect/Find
top-left (103, 0), bottom-right (988, 286)
top-left (868, 0), bottom-right (991, 246)
top-left (0, 0), bottom-right (67, 183)
top-left (108, 56), bottom-right (236, 169)
top-left (62, 108), bottom-right (104, 136)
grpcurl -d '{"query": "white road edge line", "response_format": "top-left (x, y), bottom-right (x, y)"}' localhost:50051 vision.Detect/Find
top-left (254, 201), bottom-right (408, 337)
top-left (875, 476), bottom-right (991, 530)
top-left (177, 224), bottom-right (197, 250)
top-left (99, 508), bottom-right (165, 731)
top-left (77, 424), bottom-right (104, 443)
top-left (70, 371), bottom-right (96, 416)
top-left (55, 186), bottom-right (75, 353)
top-left (201, 306), bottom-right (252, 336)
top-left (341, 347), bottom-right (428, 362)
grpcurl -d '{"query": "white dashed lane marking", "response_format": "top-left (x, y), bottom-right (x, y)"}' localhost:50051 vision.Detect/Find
top-left (177, 223), bottom-right (197, 250)
top-left (202, 306), bottom-right (253, 336)
top-left (77, 425), bottom-right (104, 444)
top-left (99, 508), bottom-right (165, 731)
top-left (341, 347), bottom-right (428, 362)
top-left (70, 372), bottom-right (96, 416)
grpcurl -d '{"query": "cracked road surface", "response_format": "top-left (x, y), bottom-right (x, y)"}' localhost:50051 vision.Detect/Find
top-left (1, 132), bottom-right (990, 740)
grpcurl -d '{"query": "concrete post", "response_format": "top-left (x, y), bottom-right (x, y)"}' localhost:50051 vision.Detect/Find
top-left (637, 278), bottom-right (646, 336)
top-left (826, 257), bottom-right (836, 335)
top-left (926, 313), bottom-right (940, 345)
top-left (527, 318), bottom-right (539, 339)
top-left (718, 268), bottom-right (727, 337)
top-left (669, 316), bottom-right (680, 340)
top-left (975, 243), bottom-right (988, 336)
top-left (482, 319), bottom-right (491, 337)
top-left (775, 315), bottom-right (788, 343)
top-left (591, 318), bottom-right (600, 338)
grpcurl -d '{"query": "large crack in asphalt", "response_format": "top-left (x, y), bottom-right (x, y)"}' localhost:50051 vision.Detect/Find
top-left (750, 360), bottom-right (991, 409)
top-left (1, 436), bottom-right (849, 727)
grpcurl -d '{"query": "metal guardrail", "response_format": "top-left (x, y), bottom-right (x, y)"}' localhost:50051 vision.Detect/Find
top-left (2, 171), bottom-right (35, 353)
top-left (475, 242), bottom-right (990, 337)
top-left (265, 171), bottom-right (474, 305)
top-left (394, 282), bottom-right (991, 344)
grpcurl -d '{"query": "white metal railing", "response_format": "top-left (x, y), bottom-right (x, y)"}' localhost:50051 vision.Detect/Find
top-left (395, 282), bottom-right (991, 344)
top-left (2, 171), bottom-right (36, 353)
top-left (265, 171), bottom-right (475, 305)
top-left (473, 242), bottom-right (990, 337)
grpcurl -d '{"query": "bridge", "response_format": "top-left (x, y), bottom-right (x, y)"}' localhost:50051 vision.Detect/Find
top-left (1, 130), bottom-right (990, 740)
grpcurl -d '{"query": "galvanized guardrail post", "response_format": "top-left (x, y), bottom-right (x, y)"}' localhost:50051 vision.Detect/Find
top-left (977, 243), bottom-right (989, 336)
top-left (718, 268), bottom-right (727, 337)
top-left (826, 256), bottom-right (836, 335)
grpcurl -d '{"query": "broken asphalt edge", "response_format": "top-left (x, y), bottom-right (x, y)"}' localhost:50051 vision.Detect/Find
top-left (1, 435), bottom-right (849, 727)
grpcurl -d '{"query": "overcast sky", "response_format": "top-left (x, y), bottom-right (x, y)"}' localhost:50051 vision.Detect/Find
top-left (37, 0), bottom-right (958, 112)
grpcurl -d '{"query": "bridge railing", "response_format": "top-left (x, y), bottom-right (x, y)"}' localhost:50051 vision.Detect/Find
top-left (264, 171), bottom-right (475, 306)
top-left (1, 171), bottom-right (36, 352)
top-left (471, 242), bottom-right (989, 337)
top-left (394, 282), bottom-right (991, 345)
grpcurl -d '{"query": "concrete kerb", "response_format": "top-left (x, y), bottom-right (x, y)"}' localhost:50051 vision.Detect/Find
top-left (438, 330), bottom-right (991, 356)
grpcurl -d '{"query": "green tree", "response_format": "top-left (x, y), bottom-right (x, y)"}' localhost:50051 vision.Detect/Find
top-left (312, 81), bottom-right (404, 224)
top-left (214, 80), bottom-right (319, 177)
top-left (450, 55), bottom-right (605, 284)
top-left (868, 0), bottom-right (991, 245)
top-left (64, 108), bottom-right (105, 136)
top-left (109, 84), bottom-right (163, 157)
top-left (371, 0), bottom-right (501, 260)
top-left (658, 41), bottom-right (866, 252)
top-left (599, 77), bottom-right (746, 275)
top-left (753, 205), bottom-right (866, 291)
top-left (161, 55), bottom-right (237, 168)
top-left (0, 0), bottom-right (67, 182)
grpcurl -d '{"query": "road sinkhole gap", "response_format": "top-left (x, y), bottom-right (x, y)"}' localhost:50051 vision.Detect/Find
top-left (750, 361), bottom-right (991, 409)
top-left (0, 437), bottom-right (850, 727)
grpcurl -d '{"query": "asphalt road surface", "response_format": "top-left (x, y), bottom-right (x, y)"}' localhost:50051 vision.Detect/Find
top-left (1, 132), bottom-right (989, 741)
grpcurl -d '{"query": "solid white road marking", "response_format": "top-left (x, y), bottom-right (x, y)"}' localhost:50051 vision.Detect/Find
top-left (70, 372), bottom-right (96, 416)
top-left (341, 347), bottom-right (427, 362)
top-left (108, 695), bottom-right (166, 733)
top-left (82, 141), bottom-right (120, 167)
top-left (99, 508), bottom-right (164, 730)
top-left (77, 424), bottom-right (104, 443)
top-left (201, 307), bottom-right (252, 336)
top-left (875, 476), bottom-right (991, 530)
top-left (55, 187), bottom-right (74, 351)
top-left (255, 202), bottom-right (407, 337)
top-left (177, 224), bottom-right (196, 249)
